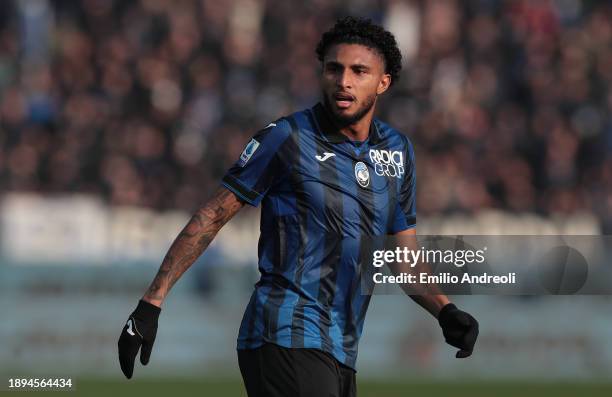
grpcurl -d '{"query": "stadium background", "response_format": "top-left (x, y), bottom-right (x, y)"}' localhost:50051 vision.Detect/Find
top-left (1, 0), bottom-right (611, 396)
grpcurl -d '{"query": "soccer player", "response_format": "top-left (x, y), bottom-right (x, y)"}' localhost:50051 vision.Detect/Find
top-left (118, 16), bottom-right (478, 397)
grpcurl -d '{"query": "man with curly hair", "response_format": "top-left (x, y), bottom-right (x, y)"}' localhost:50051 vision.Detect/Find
top-left (118, 16), bottom-right (478, 397)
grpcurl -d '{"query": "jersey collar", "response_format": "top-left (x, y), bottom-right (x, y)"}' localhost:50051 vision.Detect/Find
top-left (311, 102), bottom-right (382, 145)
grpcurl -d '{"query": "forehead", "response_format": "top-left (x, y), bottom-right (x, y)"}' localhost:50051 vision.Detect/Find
top-left (323, 43), bottom-right (385, 68)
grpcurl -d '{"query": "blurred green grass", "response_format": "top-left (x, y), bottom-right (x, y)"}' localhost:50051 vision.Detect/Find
top-left (7, 379), bottom-right (612, 397)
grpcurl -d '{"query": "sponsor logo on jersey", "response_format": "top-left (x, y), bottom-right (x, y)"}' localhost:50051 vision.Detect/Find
top-left (354, 161), bottom-right (370, 188)
top-left (369, 149), bottom-right (404, 178)
top-left (239, 138), bottom-right (260, 167)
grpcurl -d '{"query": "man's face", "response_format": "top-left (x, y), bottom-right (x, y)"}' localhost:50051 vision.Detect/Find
top-left (321, 43), bottom-right (391, 125)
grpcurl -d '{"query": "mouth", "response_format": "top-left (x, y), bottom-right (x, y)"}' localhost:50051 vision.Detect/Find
top-left (333, 92), bottom-right (355, 109)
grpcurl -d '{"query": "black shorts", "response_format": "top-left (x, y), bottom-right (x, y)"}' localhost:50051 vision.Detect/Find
top-left (238, 343), bottom-right (357, 397)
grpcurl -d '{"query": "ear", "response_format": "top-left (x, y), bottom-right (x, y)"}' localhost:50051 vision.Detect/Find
top-left (377, 73), bottom-right (391, 95)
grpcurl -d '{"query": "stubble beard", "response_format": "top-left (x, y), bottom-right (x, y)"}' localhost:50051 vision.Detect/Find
top-left (323, 92), bottom-right (377, 127)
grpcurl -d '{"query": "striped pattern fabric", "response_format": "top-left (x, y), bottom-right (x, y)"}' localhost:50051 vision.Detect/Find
top-left (222, 103), bottom-right (416, 369)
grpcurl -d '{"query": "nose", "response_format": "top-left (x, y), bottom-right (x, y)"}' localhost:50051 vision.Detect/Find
top-left (336, 69), bottom-right (352, 89)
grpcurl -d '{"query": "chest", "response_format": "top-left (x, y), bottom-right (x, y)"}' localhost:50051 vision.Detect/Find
top-left (282, 138), bottom-right (406, 233)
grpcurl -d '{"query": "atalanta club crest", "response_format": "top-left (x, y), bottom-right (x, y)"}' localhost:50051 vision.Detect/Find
top-left (354, 161), bottom-right (370, 188)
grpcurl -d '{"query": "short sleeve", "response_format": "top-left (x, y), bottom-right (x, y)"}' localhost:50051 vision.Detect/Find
top-left (221, 119), bottom-right (293, 207)
top-left (389, 138), bottom-right (416, 233)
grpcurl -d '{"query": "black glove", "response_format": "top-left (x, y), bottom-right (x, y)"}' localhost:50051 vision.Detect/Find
top-left (438, 303), bottom-right (479, 358)
top-left (118, 300), bottom-right (161, 379)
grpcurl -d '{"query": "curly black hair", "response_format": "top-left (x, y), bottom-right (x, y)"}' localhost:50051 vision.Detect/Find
top-left (316, 16), bottom-right (402, 86)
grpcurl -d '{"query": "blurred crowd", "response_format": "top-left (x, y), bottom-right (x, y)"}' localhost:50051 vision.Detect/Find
top-left (0, 0), bottom-right (611, 231)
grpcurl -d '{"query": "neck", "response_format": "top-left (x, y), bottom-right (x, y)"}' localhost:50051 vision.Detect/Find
top-left (325, 101), bottom-right (376, 142)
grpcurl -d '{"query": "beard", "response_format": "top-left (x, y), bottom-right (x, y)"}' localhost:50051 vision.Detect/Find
top-left (323, 91), bottom-right (377, 127)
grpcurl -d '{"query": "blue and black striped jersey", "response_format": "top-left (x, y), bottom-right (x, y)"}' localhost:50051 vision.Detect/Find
top-left (222, 102), bottom-right (416, 369)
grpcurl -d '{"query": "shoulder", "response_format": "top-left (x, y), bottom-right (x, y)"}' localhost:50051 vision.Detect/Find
top-left (283, 107), bottom-right (318, 132)
top-left (374, 119), bottom-right (415, 159)
top-left (252, 117), bottom-right (294, 145)
top-left (262, 106), bottom-right (314, 136)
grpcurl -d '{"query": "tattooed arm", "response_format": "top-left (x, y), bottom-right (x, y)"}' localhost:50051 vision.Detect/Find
top-left (142, 188), bottom-right (245, 307)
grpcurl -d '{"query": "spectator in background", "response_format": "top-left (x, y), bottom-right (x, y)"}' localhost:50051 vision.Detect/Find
top-left (0, 0), bottom-right (611, 231)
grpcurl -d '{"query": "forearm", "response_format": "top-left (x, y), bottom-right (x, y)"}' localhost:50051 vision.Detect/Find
top-left (142, 188), bottom-right (244, 306)
top-left (390, 230), bottom-right (451, 318)
top-left (142, 211), bottom-right (216, 307)
top-left (390, 260), bottom-right (450, 317)
top-left (409, 294), bottom-right (449, 318)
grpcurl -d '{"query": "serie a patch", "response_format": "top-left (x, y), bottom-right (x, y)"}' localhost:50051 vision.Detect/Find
top-left (239, 138), bottom-right (260, 167)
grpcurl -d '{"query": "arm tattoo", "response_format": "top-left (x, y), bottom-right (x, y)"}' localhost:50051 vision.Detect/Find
top-left (143, 188), bottom-right (245, 305)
